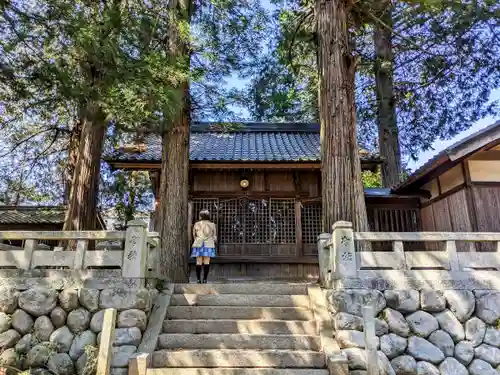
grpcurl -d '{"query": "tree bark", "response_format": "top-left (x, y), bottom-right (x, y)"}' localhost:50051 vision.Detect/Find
top-left (63, 102), bottom-right (106, 231)
top-left (63, 120), bottom-right (83, 204)
top-left (317, 0), bottom-right (369, 233)
top-left (374, 5), bottom-right (402, 187)
top-left (156, 0), bottom-right (192, 282)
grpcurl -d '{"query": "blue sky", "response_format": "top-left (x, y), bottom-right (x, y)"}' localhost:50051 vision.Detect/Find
top-left (229, 0), bottom-right (499, 172)
top-left (227, 71), bottom-right (499, 171)
top-left (407, 89), bottom-right (500, 170)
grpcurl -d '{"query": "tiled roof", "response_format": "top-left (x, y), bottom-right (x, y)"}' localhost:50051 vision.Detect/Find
top-left (105, 123), bottom-right (380, 163)
top-left (393, 120), bottom-right (500, 192)
top-left (0, 206), bottom-right (66, 225)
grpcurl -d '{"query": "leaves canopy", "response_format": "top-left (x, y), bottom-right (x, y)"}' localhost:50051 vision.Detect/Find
top-left (243, 0), bottom-right (500, 163)
top-left (0, 0), bottom-right (268, 207)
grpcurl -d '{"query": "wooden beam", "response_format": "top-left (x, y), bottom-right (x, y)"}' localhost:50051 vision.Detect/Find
top-left (128, 353), bottom-right (149, 375)
top-left (188, 201), bottom-right (193, 247)
top-left (468, 150), bottom-right (500, 161)
top-left (264, 171), bottom-right (269, 192)
top-left (149, 171), bottom-right (160, 199)
top-left (470, 181), bottom-right (500, 187)
top-left (191, 162), bottom-right (321, 170)
top-left (108, 162), bottom-right (160, 170)
top-left (436, 175), bottom-right (443, 195)
top-left (420, 183), bottom-right (466, 208)
top-left (462, 160), bottom-right (479, 232)
top-left (292, 171), bottom-right (301, 193)
top-left (108, 161), bottom-right (381, 171)
top-left (96, 308), bottom-right (117, 375)
top-left (190, 191), bottom-right (312, 198)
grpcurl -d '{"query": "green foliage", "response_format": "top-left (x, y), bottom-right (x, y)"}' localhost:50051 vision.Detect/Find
top-left (242, 0), bottom-right (500, 161)
top-left (1, 0), bottom-right (185, 131)
top-left (99, 168), bottom-right (153, 230)
top-left (362, 170), bottom-right (383, 188)
top-left (0, 0), bottom-right (189, 205)
top-left (242, 1), bottom-right (317, 121)
top-left (190, 0), bottom-right (270, 120)
top-left (0, 0), bottom-right (270, 205)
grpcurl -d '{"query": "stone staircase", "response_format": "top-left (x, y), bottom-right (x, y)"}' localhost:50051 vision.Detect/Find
top-left (151, 283), bottom-right (328, 375)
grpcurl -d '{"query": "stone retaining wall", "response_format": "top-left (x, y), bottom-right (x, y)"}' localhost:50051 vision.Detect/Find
top-left (0, 286), bottom-right (155, 375)
top-left (328, 289), bottom-right (500, 375)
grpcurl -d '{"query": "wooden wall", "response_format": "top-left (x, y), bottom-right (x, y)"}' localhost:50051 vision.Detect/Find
top-left (187, 167), bottom-right (420, 279)
top-left (419, 152), bottom-right (500, 251)
top-left (466, 151), bottom-right (500, 235)
top-left (472, 186), bottom-right (500, 232)
top-left (420, 188), bottom-right (474, 251)
top-left (190, 170), bottom-right (320, 197)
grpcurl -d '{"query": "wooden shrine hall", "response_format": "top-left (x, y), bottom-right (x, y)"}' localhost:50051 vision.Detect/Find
top-left (105, 121), bottom-right (500, 279)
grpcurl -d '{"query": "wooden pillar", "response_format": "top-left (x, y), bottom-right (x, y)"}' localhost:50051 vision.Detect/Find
top-left (462, 160), bottom-right (478, 231)
top-left (295, 200), bottom-right (302, 257)
top-left (129, 353), bottom-right (150, 375)
top-left (149, 171), bottom-right (161, 232)
top-left (462, 160), bottom-right (479, 251)
top-left (96, 308), bottom-right (117, 375)
top-left (188, 200), bottom-right (194, 246)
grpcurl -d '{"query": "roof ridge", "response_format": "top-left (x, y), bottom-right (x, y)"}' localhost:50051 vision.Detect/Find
top-left (0, 205), bottom-right (66, 210)
top-left (191, 122), bottom-right (320, 133)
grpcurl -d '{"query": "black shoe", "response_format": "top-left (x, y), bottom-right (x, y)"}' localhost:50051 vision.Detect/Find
top-left (197, 280), bottom-right (202, 284)
top-left (203, 279), bottom-right (208, 284)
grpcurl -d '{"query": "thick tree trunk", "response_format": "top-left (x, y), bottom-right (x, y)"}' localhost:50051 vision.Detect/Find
top-left (156, 0), bottom-right (192, 282)
top-left (157, 99), bottom-right (190, 281)
top-left (317, 0), bottom-right (369, 233)
top-left (64, 120), bottom-right (83, 204)
top-left (63, 102), bottom-right (106, 231)
top-left (374, 5), bottom-right (402, 187)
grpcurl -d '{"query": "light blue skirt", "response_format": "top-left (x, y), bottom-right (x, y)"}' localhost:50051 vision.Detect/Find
top-left (191, 243), bottom-right (216, 258)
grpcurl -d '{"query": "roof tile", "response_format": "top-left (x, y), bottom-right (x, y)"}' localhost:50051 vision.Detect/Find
top-left (0, 207), bottom-right (66, 225)
top-left (107, 131), bottom-right (379, 163)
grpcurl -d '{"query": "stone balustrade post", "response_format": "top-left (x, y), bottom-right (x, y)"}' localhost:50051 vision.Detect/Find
top-left (122, 220), bottom-right (148, 285)
top-left (331, 221), bottom-right (357, 279)
top-left (317, 233), bottom-right (332, 287)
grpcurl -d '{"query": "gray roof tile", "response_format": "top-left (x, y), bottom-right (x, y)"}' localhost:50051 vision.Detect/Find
top-left (0, 206), bottom-right (66, 225)
top-left (106, 124), bottom-right (380, 163)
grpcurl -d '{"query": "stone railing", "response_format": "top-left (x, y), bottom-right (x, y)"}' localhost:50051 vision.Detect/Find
top-left (318, 221), bottom-right (500, 290)
top-left (0, 220), bottom-right (160, 289)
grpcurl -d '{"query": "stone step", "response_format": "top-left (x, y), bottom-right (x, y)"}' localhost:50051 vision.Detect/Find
top-left (157, 333), bottom-right (321, 350)
top-left (174, 284), bottom-right (309, 296)
top-left (162, 319), bottom-right (318, 335)
top-left (151, 349), bottom-right (325, 368)
top-left (166, 307), bottom-right (315, 321)
top-left (151, 369), bottom-right (329, 375)
top-left (170, 294), bottom-right (311, 308)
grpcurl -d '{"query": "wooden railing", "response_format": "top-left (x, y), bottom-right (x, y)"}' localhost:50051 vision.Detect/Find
top-left (0, 220), bottom-right (160, 289)
top-left (318, 221), bottom-right (500, 290)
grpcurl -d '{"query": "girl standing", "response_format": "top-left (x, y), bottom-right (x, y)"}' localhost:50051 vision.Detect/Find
top-left (191, 210), bottom-right (217, 283)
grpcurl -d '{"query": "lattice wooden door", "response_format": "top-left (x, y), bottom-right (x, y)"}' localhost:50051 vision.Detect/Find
top-left (193, 197), bottom-right (298, 258)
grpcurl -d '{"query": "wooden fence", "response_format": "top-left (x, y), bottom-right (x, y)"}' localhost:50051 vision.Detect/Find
top-left (0, 220), bottom-right (160, 289)
top-left (318, 221), bottom-right (500, 290)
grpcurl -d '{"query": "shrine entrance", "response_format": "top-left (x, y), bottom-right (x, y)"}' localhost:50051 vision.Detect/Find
top-left (189, 196), bottom-right (322, 280)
